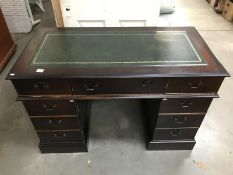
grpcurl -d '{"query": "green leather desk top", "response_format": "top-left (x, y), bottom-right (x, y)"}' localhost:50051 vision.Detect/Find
top-left (8, 27), bottom-right (229, 79)
top-left (31, 31), bottom-right (206, 67)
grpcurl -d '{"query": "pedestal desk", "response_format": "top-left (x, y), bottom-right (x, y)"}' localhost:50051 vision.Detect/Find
top-left (7, 27), bottom-right (229, 153)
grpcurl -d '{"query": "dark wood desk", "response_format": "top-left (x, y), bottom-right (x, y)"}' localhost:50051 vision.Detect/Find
top-left (7, 27), bottom-right (229, 153)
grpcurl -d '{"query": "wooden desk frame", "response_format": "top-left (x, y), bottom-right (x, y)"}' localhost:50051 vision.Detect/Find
top-left (7, 27), bottom-right (229, 153)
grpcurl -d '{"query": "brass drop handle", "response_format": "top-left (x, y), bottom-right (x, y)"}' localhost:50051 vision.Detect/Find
top-left (33, 82), bottom-right (49, 88)
top-left (173, 116), bottom-right (187, 124)
top-left (48, 119), bottom-right (62, 126)
top-left (188, 81), bottom-right (202, 89)
top-left (180, 101), bottom-right (193, 108)
top-left (170, 129), bottom-right (182, 137)
top-left (53, 133), bottom-right (66, 138)
top-left (140, 80), bottom-right (154, 87)
top-left (43, 104), bottom-right (57, 111)
top-left (83, 83), bottom-right (98, 91)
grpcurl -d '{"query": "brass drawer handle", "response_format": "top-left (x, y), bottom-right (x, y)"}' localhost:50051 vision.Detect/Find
top-left (53, 133), bottom-right (66, 138)
top-left (43, 104), bottom-right (57, 111)
top-left (33, 82), bottom-right (49, 88)
top-left (180, 101), bottom-right (193, 108)
top-left (173, 116), bottom-right (187, 124)
top-left (170, 129), bottom-right (182, 137)
top-left (140, 80), bottom-right (154, 87)
top-left (83, 83), bottom-right (98, 91)
top-left (48, 119), bottom-right (62, 126)
top-left (188, 81), bottom-right (202, 89)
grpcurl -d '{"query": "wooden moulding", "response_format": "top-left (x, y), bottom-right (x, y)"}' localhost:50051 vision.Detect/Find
top-left (6, 27), bottom-right (230, 79)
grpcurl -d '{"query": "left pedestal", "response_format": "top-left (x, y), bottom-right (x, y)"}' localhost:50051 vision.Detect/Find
top-left (11, 79), bottom-right (91, 153)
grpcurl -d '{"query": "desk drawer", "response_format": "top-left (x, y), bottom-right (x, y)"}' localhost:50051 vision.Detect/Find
top-left (31, 117), bottom-right (81, 130)
top-left (39, 142), bottom-right (88, 153)
top-left (153, 128), bottom-right (198, 140)
top-left (37, 130), bottom-right (83, 142)
top-left (156, 114), bottom-right (205, 128)
top-left (12, 79), bottom-right (72, 95)
top-left (165, 77), bottom-right (223, 93)
top-left (147, 140), bottom-right (196, 150)
top-left (71, 78), bottom-right (166, 94)
top-left (23, 100), bottom-right (77, 116)
top-left (159, 98), bottom-right (212, 113)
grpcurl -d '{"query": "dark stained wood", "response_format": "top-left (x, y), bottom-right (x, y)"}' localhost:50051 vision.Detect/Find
top-left (23, 100), bottom-right (77, 116)
top-left (37, 130), bottom-right (83, 142)
top-left (0, 8), bottom-right (16, 72)
top-left (6, 27), bottom-right (229, 79)
top-left (165, 77), bottom-right (224, 93)
top-left (156, 113), bottom-right (205, 128)
top-left (159, 98), bottom-right (213, 113)
top-left (142, 98), bottom-right (204, 150)
top-left (78, 101), bottom-right (92, 143)
top-left (12, 79), bottom-right (72, 95)
top-left (30, 116), bottom-right (81, 130)
top-left (153, 128), bottom-right (198, 140)
top-left (7, 27), bottom-right (229, 152)
top-left (71, 78), bottom-right (167, 94)
top-left (39, 142), bottom-right (88, 153)
top-left (147, 140), bottom-right (196, 150)
top-left (16, 93), bottom-right (219, 101)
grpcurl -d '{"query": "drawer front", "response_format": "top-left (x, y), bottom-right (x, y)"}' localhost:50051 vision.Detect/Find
top-left (12, 79), bottom-right (72, 95)
top-left (37, 131), bottom-right (83, 142)
top-left (165, 77), bottom-right (223, 93)
top-left (23, 100), bottom-right (77, 116)
top-left (147, 140), bottom-right (196, 150)
top-left (39, 142), bottom-right (88, 153)
top-left (156, 114), bottom-right (205, 128)
top-left (31, 117), bottom-right (81, 130)
top-left (153, 128), bottom-right (198, 140)
top-left (71, 78), bottom-right (166, 94)
top-left (159, 98), bottom-right (213, 113)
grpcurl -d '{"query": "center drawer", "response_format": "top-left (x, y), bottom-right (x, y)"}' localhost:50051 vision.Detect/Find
top-left (37, 130), bottom-right (83, 142)
top-left (23, 100), bottom-right (77, 116)
top-left (159, 98), bottom-right (213, 113)
top-left (30, 116), bottom-right (81, 130)
top-left (71, 78), bottom-right (167, 94)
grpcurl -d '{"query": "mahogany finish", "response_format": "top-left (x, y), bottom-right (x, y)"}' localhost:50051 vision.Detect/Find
top-left (7, 27), bottom-right (229, 153)
top-left (147, 140), bottom-right (196, 150)
top-left (71, 78), bottom-right (167, 94)
top-left (30, 116), bottom-right (81, 130)
top-left (153, 128), bottom-right (198, 140)
top-left (159, 98), bottom-right (213, 113)
top-left (7, 27), bottom-right (228, 79)
top-left (0, 8), bottom-right (16, 72)
top-left (155, 113), bottom-right (205, 128)
top-left (165, 77), bottom-right (223, 93)
top-left (23, 100), bottom-right (77, 116)
top-left (12, 79), bottom-right (72, 95)
top-left (37, 130), bottom-right (83, 142)
top-left (39, 142), bottom-right (88, 153)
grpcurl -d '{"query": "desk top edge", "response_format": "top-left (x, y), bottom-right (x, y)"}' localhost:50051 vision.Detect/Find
top-left (7, 27), bottom-right (229, 79)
